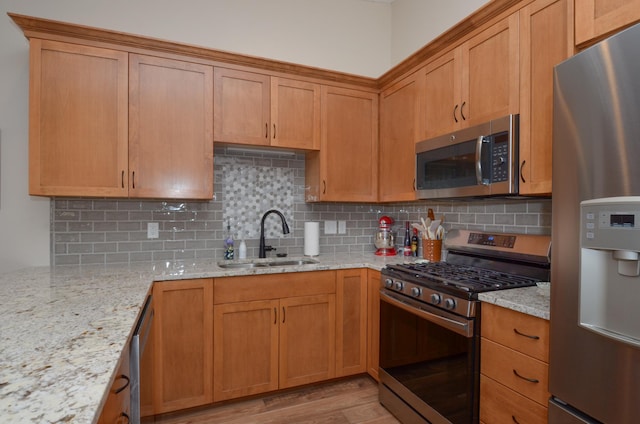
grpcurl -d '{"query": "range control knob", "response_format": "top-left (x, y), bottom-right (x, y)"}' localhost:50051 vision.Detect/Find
top-left (394, 281), bottom-right (404, 291)
top-left (430, 293), bottom-right (442, 305)
top-left (384, 278), bottom-right (394, 289)
top-left (411, 287), bottom-right (422, 297)
top-left (444, 298), bottom-right (457, 310)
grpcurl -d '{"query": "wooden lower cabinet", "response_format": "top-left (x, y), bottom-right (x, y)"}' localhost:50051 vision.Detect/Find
top-left (98, 344), bottom-right (130, 424)
top-left (366, 270), bottom-right (381, 381)
top-left (152, 279), bottom-right (214, 414)
top-left (335, 269), bottom-right (368, 377)
top-left (480, 303), bottom-right (550, 423)
top-left (213, 271), bottom-right (337, 402)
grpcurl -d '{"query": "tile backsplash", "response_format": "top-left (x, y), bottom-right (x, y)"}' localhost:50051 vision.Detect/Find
top-left (51, 147), bottom-right (551, 266)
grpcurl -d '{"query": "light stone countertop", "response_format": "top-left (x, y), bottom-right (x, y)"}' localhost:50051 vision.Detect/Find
top-left (0, 254), bottom-right (409, 424)
top-left (478, 282), bottom-right (551, 320)
top-left (0, 254), bottom-right (550, 423)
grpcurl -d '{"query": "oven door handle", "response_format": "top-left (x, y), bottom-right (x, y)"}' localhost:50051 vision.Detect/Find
top-left (380, 291), bottom-right (473, 338)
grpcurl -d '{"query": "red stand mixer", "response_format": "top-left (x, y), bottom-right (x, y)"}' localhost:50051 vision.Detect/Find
top-left (374, 216), bottom-right (397, 256)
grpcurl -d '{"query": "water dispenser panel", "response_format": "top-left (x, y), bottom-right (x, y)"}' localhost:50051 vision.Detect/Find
top-left (580, 197), bottom-right (640, 348)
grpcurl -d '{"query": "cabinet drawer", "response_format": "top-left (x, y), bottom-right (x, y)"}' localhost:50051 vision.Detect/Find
top-left (481, 338), bottom-right (549, 405)
top-left (480, 375), bottom-right (548, 424)
top-left (214, 271), bottom-right (336, 304)
top-left (481, 303), bottom-right (549, 362)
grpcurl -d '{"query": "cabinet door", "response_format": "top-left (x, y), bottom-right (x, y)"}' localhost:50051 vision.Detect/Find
top-left (129, 55), bottom-right (213, 199)
top-left (424, 49), bottom-right (462, 138)
top-left (519, 0), bottom-right (572, 195)
top-left (462, 12), bottom-right (520, 126)
top-left (367, 270), bottom-right (381, 381)
top-left (575, 0), bottom-right (640, 46)
top-left (29, 39), bottom-right (128, 197)
top-left (336, 269), bottom-right (368, 377)
top-left (152, 279), bottom-right (213, 414)
top-left (214, 68), bottom-right (270, 146)
top-left (271, 77), bottom-right (321, 150)
top-left (280, 294), bottom-right (336, 388)
top-left (98, 345), bottom-right (131, 424)
top-left (315, 86), bottom-right (378, 202)
top-left (379, 71), bottom-right (424, 202)
top-left (213, 300), bottom-right (279, 401)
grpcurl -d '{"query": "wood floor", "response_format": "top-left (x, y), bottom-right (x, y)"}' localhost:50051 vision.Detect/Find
top-left (144, 376), bottom-right (401, 424)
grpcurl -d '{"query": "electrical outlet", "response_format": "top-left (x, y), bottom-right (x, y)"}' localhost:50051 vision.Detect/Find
top-left (324, 220), bottom-right (337, 234)
top-left (147, 222), bottom-right (159, 239)
top-left (338, 221), bottom-right (347, 234)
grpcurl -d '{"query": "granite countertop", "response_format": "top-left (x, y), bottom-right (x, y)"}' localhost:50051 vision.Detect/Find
top-left (0, 254), bottom-right (550, 423)
top-left (0, 254), bottom-right (408, 424)
top-left (478, 282), bottom-right (551, 320)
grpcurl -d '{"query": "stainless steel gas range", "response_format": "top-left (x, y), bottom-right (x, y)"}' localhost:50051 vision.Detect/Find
top-left (379, 229), bottom-right (551, 424)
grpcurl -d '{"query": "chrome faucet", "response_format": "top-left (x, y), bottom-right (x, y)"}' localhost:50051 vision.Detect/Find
top-left (259, 209), bottom-right (290, 258)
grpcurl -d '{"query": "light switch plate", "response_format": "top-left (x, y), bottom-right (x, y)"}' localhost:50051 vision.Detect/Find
top-left (324, 220), bottom-right (337, 234)
top-left (147, 222), bottom-right (159, 239)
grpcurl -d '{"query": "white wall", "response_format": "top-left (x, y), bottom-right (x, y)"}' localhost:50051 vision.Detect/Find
top-left (0, 0), bottom-right (489, 272)
top-left (390, 0), bottom-right (489, 66)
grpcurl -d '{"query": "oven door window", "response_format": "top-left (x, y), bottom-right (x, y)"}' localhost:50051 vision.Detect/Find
top-left (416, 139), bottom-right (491, 190)
top-left (380, 296), bottom-right (478, 424)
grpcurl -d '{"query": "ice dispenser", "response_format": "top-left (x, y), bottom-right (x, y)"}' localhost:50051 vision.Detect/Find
top-left (580, 197), bottom-right (640, 348)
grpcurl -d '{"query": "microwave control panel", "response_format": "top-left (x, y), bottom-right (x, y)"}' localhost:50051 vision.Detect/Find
top-left (490, 132), bottom-right (510, 182)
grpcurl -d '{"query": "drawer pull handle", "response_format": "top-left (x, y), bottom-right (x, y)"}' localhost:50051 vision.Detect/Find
top-left (513, 369), bottom-right (539, 383)
top-left (514, 328), bottom-right (539, 339)
top-left (114, 374), bottom-right (130, 394)
top-left (512, 415), bottom-right (520, 424)
top-left (274, 307), bottom-right (277, 325)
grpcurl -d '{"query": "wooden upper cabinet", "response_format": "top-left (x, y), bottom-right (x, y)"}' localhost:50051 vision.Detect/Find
top-left (519, 0), bottom-right (572, 195)
top-left (129, 54), bottom-right (213, 199)
top-left (378, 70), bottom-right (424, 202)
top-left (423, 12), bottom-right (519, 138)
top-left (29, 39), bottom-right (129, 197)
top-left (271, 77), bottom-right (321, 150)
top-left (462, 12), bottom-right (520, 126)
top-left (214, 68), bottom-right (320, 150)
top-left (306, 86), bottom-right (378, 202)
top-left (214, 68), bottom-right (270, 146)
top-left (575, 0), bottom-right (640, 46)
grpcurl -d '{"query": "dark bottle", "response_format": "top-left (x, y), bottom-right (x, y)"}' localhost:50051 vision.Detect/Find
top-left (403, 221), bottom-right (411, 256)
top-left (411, 228), bottom-right (419, 257)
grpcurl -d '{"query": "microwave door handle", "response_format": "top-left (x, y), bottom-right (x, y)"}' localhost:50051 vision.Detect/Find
top-left (475, 135), bottom-right (484, 185)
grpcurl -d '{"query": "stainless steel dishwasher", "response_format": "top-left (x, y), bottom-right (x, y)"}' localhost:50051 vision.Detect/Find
top-left (130, 294), bottom-right (153, 424)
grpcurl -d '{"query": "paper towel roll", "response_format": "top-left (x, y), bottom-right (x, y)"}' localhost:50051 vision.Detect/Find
top-left (304, 222), bottom-right (320, 256)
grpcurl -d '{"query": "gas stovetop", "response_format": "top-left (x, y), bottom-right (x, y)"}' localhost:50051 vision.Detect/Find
top-left (380, 230), bottom-right (551, 315)
top-left (385, 261), bottom-right (541, 293)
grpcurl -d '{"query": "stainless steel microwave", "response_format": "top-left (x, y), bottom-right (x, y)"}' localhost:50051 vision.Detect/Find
top-left (415, 114), bottom-right (519, 199)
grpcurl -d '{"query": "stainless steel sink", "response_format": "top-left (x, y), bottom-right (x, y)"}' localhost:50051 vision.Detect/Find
top-left (217, 258), bottom-right (319, 269)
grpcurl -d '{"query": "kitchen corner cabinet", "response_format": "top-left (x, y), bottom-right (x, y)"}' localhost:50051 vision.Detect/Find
top-left (378, 70), bottom-right (425, 202)
top-left (518, 0), bottom-right (572, 195)
top-left (305, 86), bottom-right (378, 202)
top-left (97, 343), bottom-right (130, 424)
top-left (152, 279), bottom-right (213, 414)
top-left (28, 39), bottom-right (129, 197)
top-left (423, 12), bottom-right (520, 139)
top-left (336, 269), bottom-right (368, 377)
top-left (213, 68), bottom-right (321, 150)
top-left (575, 0), bottom-right (640, 47)
top-left (213, 271), bottom-right (336, 402)
top-left (480, 303), bottom-right (550, 424)
top-left (129, 54), bottom-right (214, 199)
top-left (366, 270), bottom-right (381, 381)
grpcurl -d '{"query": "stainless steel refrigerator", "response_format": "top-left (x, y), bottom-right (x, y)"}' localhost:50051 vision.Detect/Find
top-left (550, 22), bottom-right (640, 423)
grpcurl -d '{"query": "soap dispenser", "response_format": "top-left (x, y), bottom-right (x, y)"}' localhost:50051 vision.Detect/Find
top-left (238, 233), bottom-right (247, 260)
